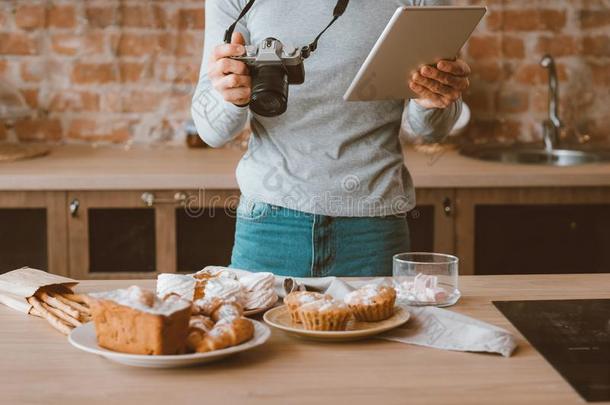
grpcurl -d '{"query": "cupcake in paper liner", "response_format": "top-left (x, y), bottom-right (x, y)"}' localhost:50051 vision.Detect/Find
top-left (284, 291), bottom-right (331, 324)
top-left (344, 284), bottom-right (396, 322)
top-left (298, 299), bottom-right (352, 331)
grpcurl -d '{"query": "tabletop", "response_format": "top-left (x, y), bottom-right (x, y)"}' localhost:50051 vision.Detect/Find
top-left (2, 274), bottom-right (610, 405)
top-left (1, 144), bottom-right (610, 190)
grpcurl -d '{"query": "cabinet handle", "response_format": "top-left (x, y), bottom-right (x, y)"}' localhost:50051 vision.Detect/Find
top-left (69, 198), bottom-right (80, 217)
top-left (141, 192), bottom-right (188, 207)
top-left (442, 197), bottom-right (453, 217)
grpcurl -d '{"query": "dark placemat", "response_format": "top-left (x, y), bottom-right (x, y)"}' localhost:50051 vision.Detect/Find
top-left (494, 299), bottom-right (610, 402)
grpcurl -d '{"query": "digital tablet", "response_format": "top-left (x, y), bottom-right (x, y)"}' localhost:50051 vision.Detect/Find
top-left (343, 6), bottom-right (487, 102)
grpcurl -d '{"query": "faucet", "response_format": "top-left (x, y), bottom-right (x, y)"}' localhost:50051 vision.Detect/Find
top-left (540, 55), bottom-right (563, 152)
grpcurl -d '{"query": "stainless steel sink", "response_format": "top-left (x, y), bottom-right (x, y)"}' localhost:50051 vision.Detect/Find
top-left (460, 147), bottom-right (608, 167)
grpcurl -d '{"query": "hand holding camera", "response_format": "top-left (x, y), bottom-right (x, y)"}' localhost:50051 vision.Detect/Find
top-left (208, 32), bottom-right (252, 108)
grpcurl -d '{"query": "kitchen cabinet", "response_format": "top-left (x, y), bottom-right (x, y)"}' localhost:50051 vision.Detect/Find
top-left (408, 189), bottom-right (455, 254)
top-left (0, 191), bottom-right (67, 275)
top-left (67, 189), bottom-right (238, 279)
top-left (455, 187), bottom-right (610, 275)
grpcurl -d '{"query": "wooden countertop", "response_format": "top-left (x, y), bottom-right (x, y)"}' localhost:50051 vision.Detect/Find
top-left (2, 274), bottom-right (609, 404)
top-left (0, 144), bottom-right (609, 191)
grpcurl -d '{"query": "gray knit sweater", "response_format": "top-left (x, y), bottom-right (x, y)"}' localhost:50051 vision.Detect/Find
top-left (192, 0), bottom-right (461, 216)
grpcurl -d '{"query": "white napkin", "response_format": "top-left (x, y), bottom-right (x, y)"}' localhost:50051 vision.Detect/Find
top-left (231, 272), bottom-right (517, 358)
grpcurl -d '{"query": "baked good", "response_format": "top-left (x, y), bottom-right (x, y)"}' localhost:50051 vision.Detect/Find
top-left (194, 266), bottom-right (237, 280)
top-left (156, 273), bottom-right (206, 301)
top-left (344, 284), bottom-right (396, 322)
top-left (298, 299), bottom-right (352, 331)
top-left (192, 296), bottom-right (243, 321)
top-left (204, 277), bottom-right (245, 306)
top-left (240, 272), bottom-right (277, 309)
top-left (90, 286), bottom-right (191, 355)
top-left (284, 291), bottom-right (330, 323)
top-left (188, 317), bottom-right (255, 353)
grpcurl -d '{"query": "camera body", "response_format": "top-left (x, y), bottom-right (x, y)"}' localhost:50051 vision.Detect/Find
top-left (231, 38), bottom-right (305, 117)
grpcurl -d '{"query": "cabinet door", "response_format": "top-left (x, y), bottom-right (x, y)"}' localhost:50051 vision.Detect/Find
top-left (456, 188), bottom-right (610, 275)
top-left (0, 191), bottom-right (68, 275)
top-left (409, 189), bottom-right (456, 254)
top-left (174, 190), bottom-right (238, 273)
top-left (67, 191), bottom-right (169, 279)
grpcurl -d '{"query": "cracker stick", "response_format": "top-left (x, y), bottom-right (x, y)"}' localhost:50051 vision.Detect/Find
top-left (27, 296), bottom-right (73, 335)
top-left (29, 307), bottom-right (42, 318)
top-left (62, 293), bottom-right (88, 304)
top-left (56, 294), bottom-right (91, 315)
top-left (37, 291), bottom-right (80, 319)
top-left (41, 302), bottom-right (82, 328)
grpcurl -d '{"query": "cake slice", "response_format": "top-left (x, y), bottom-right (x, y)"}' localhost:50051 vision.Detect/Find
top-left (90, 286), bottom-right (191, 355)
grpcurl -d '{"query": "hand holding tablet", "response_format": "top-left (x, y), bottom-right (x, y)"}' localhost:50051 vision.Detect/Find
top-left (343, 6), bottom-right (487, 104)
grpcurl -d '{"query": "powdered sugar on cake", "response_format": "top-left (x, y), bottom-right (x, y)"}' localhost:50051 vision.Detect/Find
top-left (91, 286), bottom-right (191, 316)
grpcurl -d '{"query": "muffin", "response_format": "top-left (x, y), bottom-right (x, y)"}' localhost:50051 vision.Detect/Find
top-left (284, 291), bottom-right (331, 324)
top-left (298, 299), bottom-right (352, 331)
top-left (344, 284), bottom-right (396, 322)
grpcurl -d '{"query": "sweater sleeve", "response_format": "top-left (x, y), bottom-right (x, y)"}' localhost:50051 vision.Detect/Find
top-left (403, 98), bottom-right (463, 143)
top-left (191, 0), bottom-right (250, 148)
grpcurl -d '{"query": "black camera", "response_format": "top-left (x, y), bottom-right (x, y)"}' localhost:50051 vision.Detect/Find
top-left (223, 0), bottom-right (349, 117)
top-left (231, 38), bottom-right (305, 117)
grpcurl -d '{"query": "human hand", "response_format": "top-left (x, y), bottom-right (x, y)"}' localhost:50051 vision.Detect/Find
top-left (208, 32), bottom-right (251, 106)
top-left (408, 59), bottom-right (471, 109)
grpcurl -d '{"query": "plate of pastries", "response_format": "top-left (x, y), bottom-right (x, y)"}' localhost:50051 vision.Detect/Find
top-left (264, 284), bottom-right (410, 341)
top-left (68, 267), bottom-right (276, 368)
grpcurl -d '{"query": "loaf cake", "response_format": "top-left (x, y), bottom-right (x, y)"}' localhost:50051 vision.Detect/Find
top-left (90, 286), bottom-right (192, 355)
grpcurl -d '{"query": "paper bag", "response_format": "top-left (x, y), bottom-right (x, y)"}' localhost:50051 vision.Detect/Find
top-left (0, 267), bottom-right (78, 314)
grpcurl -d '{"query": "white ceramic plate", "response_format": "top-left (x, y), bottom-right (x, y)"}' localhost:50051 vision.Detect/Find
top-left (68, 321), bottom-right (271, 368)
top-left (264, 305), bottom-right (410, 342)
top-left (243, 295), bottom-right (279, 316)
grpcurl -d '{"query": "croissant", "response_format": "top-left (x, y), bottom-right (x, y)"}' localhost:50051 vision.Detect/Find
top-left (194, 318), bottom-right (254, 353)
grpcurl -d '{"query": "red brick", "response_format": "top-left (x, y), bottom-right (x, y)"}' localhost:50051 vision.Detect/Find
top-left (20, 89), bottom-right (39, 108)
top-left (466, 118), bottom-right (522, 142)
top-left (14, 118), bottom-right (63, 142)
top-left (580, 9), bottom-right (610, 29)
top-left (119, 62), bottom-right (149, 82)
top-left (589, 62), bottom-right (610, 86)
top-left (176, 32), bottom-right (201, 57)
top-left (51, 33), bottom-right (106, 56)
top-left (502, 36), bottom-right (524, 59)
top-left (468, 36), bottom-right (501, 59)
top-left (123, 91), bottom-right (163, 113)
top-left (536, 35), bottom-right (579, 57)
top-left (15, 5), bottom-right (46, 30)
top-left (49, 91), bottom-right (100, 112)
top-left (20, 61), bottom-right (44, 82)
top-left (470, 61), bottom-right (505, 82)
top-left (583, 36), bottom-right (610, 57)
top-left (85, 6), bottom-right (116, 28)
top-left (119, 5), bottom-right (156, 28)
top-left (67, 118), bottom-right (131, 143)
top-left (0, 61), bottom-right (7, 75)
top-left (157, 61), bottom-right (200, 84)
top-left (0, 33), bottom-right (39, 55)
top-left (489, 10), bottom-right (567, 33)
top-left (71, 63), bottom-right (117, 84)
top-left (0, 123), bottom-right (6, 141)
top-left (463, 88), bottom-right (492, 114)
top-left (495, 90), bottom-right (529, 113)
top-left (116, 33), bottom-right (160, 57)
top-left (48, 5), bottom-right (77, 28)
top-left (178, 8), bottom-right (205, 29)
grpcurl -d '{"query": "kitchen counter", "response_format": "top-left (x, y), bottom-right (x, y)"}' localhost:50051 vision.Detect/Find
top-left (2, 274), bottom-right (610, 405)
top-left (1, 144), bottom-right (610, 190)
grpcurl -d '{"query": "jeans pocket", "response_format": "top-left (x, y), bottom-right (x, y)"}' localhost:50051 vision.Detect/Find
top-left (236, 198), bottom-right (272, 222)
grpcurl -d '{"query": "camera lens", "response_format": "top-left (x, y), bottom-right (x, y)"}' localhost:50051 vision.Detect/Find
top-left (250, 65), bottom-right (289, 117)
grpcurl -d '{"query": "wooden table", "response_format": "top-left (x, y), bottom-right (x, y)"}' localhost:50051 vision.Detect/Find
top-left (2, 275), bottom-right (609, 405)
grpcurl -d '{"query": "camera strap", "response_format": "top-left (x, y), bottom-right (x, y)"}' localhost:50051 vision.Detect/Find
top-left (224, 0), bottom-right (350, 58)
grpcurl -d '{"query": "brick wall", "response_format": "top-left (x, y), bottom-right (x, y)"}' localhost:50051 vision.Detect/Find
top-left (0, 0), bottom-right (608, 145)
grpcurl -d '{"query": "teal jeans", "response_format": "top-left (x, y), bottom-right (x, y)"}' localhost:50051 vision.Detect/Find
top-left (230, 198), bottom-right (410, 277)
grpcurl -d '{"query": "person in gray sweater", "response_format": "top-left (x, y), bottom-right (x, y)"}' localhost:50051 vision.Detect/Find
top-left (192, 0), bottom-right (471, 277)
